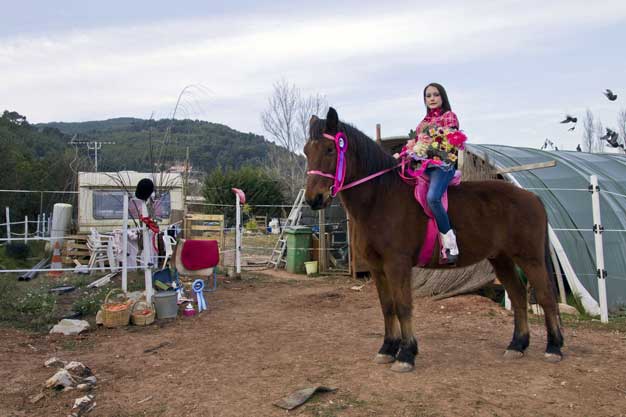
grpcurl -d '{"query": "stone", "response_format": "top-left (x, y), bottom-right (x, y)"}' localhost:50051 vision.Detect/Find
top-left (65, 361), bottom-right (92, 378)
top-left (69, 394), bottom-right (96, 417)
top-left (83, 376), bottom-right (97, 385)
top-left (76, 384), bottom-right (92, 392)
top-left (29, 392), bottom-right (45, 404)
top-left (44, 357), bottom-right (67, 368)
top-left (45, 369), bottom-right (76, 389)
top-left (558, 303), bottom-right (580, 316)
top-left (49, 319), bottom-right (90, 336)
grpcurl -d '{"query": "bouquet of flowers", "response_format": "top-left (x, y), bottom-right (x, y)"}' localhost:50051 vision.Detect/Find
top-left (403, 124), bottom-right (467, 164)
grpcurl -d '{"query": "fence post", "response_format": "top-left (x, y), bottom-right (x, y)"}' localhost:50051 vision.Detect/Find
top-left (24, 216), bottom-right (28, 244)
top-left (42, 213), bottom-right (46, 236)
top-left (5, 207), bottom-right (10, 243)
top-left (121, 193), bottom-right (129, 293)
top-left (36, 214), bottom-right (40, 238)
top-left (140, 200), bottom-right (153, 304)
top-left (590, 175), bottom-right (609, 323)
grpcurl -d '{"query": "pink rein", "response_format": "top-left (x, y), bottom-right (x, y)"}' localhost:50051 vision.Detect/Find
top-left (306, 132), bottom-right (398, 197)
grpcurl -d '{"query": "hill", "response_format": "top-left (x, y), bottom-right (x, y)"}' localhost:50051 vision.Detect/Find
top-left (37, 117), bottom-right (294, 174)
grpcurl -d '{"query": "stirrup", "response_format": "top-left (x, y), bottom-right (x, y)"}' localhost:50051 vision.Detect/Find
top-left (442, 250), bottom-right (458, 265)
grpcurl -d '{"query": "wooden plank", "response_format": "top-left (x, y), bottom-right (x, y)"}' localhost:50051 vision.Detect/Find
top-left (185, 214), bottom-right (224, 221)
top-left (190, 225), bottom-right (223, 231)
top-left (496, 160), bottom-right (556, 174)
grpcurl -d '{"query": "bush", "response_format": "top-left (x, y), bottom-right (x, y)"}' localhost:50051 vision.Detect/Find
top-left (5, 242), bottom-right (30, 260)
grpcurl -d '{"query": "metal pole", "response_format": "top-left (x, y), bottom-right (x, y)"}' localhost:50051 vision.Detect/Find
top-left (141, 201), bottom-right (153, 304)
top-left (235, 193), bottom-right (241, 275)
top-left (122, 193), bottom-right (129, 293)
top-left (42, 213), bottom-right (47, 236)
top-left (36, 214), bottom-right (40, 238)
top-left (5, 207), bottom-right (10, 243)
top-left (319, 209), bottom-right (327, 273)
top-left (24, 216), bottom-right (28, 244)
top-left (590, 175), bottom-right (609, 323)
top-left (94, 142), bottom-right (98, 172)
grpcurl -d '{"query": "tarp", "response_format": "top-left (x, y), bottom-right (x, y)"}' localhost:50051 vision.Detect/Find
top-left (466, 144), bottom-right (626, 313)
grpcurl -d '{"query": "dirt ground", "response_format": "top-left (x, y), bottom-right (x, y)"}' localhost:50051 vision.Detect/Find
top-left (1, 271), bottom-right (626, 417)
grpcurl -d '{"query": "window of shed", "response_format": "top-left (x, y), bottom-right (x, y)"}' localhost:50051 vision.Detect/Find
top-left (93, 191), bottom-right (126, 219)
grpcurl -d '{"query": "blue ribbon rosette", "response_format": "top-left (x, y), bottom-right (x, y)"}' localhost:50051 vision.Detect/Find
top-left (192, 279), bottom-right (207, 312)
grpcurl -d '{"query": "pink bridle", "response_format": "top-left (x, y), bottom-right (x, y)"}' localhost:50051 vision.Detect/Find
top-left (307, 132), bottom-right (398, 197)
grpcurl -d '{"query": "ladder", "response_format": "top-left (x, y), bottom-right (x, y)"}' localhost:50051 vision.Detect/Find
top-left (267, 189), bottom-right (306, 269)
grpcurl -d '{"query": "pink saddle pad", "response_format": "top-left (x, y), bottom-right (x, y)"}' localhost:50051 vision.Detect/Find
top-left (180, 240), bottom-right (220, 271)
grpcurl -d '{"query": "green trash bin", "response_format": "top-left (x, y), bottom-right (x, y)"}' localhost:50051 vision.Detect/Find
top-left (285, 226), bottom-right (312, 274)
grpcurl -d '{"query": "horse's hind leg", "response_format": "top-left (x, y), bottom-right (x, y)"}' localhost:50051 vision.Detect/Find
top-left (517, 258), bottom-right (564, 362)
top-left (372, 269), bottom-right (401, 364)
top-left (489, 255), bottom-right (530, 359)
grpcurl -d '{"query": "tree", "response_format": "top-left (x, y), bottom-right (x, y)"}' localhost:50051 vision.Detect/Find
top-left (594, 120), bottom-right (605, 153)
top-left (581, 109), bottom-right (595, 152)
top-left (261, 79), bottom-right (327, 200)
top-left (618, 109), bottom-right (626, 153)
top-left (202, 166), bottom-right (286, 225)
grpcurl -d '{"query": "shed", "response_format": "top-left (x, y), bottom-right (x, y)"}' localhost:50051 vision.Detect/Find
top-left (77, 171), bottom-right (184, 233)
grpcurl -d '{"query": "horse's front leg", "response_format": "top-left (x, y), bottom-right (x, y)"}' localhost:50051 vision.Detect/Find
top-left (384, 260), bottom-right (418, 373)
top-left (372, 268), bottom-right (401, 364)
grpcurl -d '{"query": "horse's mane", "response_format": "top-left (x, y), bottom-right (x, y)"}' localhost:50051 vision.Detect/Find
top-left (310, 118), bottom-right (401, 188)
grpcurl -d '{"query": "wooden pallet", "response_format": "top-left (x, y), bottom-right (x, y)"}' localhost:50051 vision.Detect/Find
top-left (62, 235), bottom-right (90, 266)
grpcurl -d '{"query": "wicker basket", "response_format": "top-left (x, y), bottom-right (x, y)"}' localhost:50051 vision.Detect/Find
top-left (131, 299), bottom-right (155, 326)
top-left (101, 289), bottom-right (132, 328)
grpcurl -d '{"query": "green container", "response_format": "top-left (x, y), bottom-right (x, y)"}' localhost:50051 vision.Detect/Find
top-left (285, 226), bottom-right (312, 274)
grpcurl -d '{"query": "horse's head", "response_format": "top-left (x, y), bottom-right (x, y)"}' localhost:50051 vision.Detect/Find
top-left (304, 107), bottom-right (344, 210)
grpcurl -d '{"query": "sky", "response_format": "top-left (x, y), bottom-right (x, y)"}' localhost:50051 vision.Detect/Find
top-left (1, 0), bottom-right (626, 151)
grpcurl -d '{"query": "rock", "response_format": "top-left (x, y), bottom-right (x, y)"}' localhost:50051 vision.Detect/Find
top-left (45, 369), bottom-right (76, 389)
top-left (29, 392), bottom-right (45, 404)
top-left (558, 303), bottom-right (580, 316)
top-left (69, 394), bottom-right (96, 417)
top-left (83, 376), bottom-right (97, 385)
top-left (65, 361), bottom-right (92, 378)
top-left (50, 319), bottom-right (90, 336)
top-left (95, 310), bottom-right (103, 326)
top-left (44, 357), bottom-right (67, 368)
top-left (76, 384), bottom-right (92, 392)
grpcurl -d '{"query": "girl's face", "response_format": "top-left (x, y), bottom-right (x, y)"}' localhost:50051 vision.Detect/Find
top-left (424, 86), bottom-right (442, 110)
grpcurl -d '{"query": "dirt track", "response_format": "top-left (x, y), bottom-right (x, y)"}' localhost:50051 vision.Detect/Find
top-left (1, 272), bottom-right (626, 417)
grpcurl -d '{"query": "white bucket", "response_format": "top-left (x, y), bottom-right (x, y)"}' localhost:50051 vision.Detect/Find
top-left (304, 261), bottom-right (318, 276)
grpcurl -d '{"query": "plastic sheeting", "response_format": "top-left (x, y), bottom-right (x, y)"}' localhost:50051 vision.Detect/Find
top-left (466, 144), bottom-right (626, 312)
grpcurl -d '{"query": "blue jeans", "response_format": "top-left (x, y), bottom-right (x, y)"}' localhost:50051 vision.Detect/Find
top-left (425, 166), bottom-right (455, 234)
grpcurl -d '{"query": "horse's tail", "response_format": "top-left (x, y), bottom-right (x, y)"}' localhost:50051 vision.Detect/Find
top-left (539, 198), bottom-right (562, 322)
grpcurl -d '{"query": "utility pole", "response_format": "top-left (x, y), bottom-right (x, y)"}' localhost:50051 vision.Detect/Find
top-left (69, 135), bottom-right (115, 172)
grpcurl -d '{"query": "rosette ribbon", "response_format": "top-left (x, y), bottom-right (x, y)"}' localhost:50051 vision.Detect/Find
top-left (192, 279), bottom-right (207, 312)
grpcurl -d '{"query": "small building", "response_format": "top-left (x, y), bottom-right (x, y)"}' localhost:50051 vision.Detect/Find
top-left (77, 171), bottom-right (184, 233)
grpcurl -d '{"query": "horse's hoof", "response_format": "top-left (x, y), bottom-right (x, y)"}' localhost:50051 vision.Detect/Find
top-left (503, 349), bottom-right (524, 360)
top-left (374, 354), bottom-right (395, 364)
top-left (390, 361), bottom-right (414, 373)
top-left (544, 353), bottom-right (563, 363)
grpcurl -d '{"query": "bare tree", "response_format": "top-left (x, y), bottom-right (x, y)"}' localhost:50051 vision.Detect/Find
top-left (582, 109), bottom-right (595, 152)
top-left (594, 120), bottom-right (605, 153)
top-left (261, 80), bottom-right (327, 199)
top-left (618, 109), bottom-right (626, 153)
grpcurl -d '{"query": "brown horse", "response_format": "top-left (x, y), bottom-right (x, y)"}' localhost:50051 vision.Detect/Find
top-left (304, 107), bottom-right (563, 372)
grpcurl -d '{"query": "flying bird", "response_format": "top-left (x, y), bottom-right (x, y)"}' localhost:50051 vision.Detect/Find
top-left (568, 125), bottom-right (575, 131)
top-left (600, 128), bottom-right (621, 148)
top-left (560, 115), bottom-right (577, 124)
top-left (604, 89), bottom-right (618, 101)
top-left (540, 138), bottom-right (555, 150)
top-left (576, 144), bottom-right (582, 152)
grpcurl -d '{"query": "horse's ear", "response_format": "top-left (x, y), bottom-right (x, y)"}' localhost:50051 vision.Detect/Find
top-left (326, 107), bottom-right (338, 134)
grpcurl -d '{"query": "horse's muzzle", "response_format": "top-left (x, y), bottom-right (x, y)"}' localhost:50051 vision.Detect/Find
top-left (306, 193), bottom-right (328, 210)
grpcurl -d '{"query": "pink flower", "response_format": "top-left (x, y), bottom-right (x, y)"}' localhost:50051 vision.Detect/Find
top-left (447, 131), bottom-right (467, 147)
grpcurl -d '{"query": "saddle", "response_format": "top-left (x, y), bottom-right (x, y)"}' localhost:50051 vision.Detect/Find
top-left (175, 239), bottom-right (220, 276)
